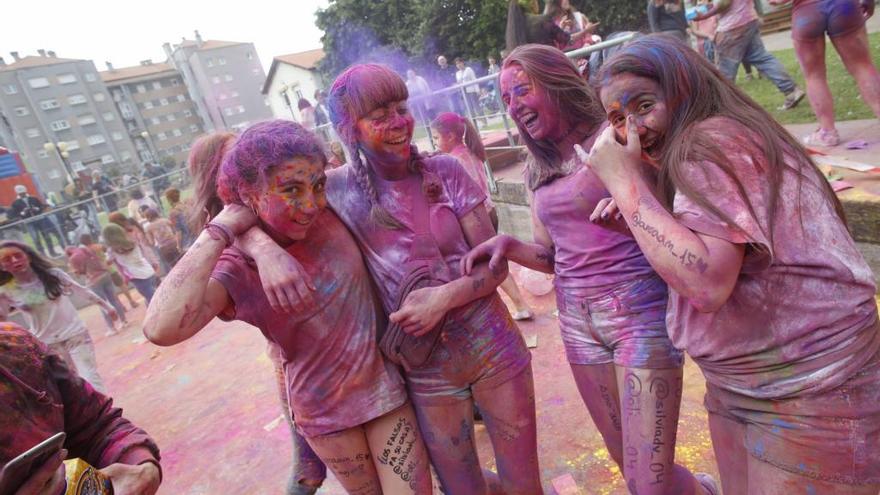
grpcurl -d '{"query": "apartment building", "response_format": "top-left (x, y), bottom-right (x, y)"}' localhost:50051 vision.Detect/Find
top-left (0, 51), bottom-right (137, 194)
top-left (101, 60), bottom-right (205, 167)
top-left (164, 31), bottom-right (271, 132)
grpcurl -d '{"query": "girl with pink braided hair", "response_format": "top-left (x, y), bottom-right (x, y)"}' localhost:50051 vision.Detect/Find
top-left (322, 64), bottom-right (542, 494)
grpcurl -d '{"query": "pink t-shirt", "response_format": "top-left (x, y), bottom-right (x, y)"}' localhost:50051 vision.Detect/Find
top-left (716, 0), bottom-right (759, 32)
top-left (533, 154), bottom-right (654, 291)
top-left (449, 145), bottom-right (495, 210)
top-left (668, 117), bottom-right (879, 400)
top-left (326, 155), bottom-right (486, 314)
top-left (211, 209), bottom-right (406, 437)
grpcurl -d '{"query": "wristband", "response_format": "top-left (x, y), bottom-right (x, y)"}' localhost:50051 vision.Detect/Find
top-left (204, 221), bottom-right (234, 247)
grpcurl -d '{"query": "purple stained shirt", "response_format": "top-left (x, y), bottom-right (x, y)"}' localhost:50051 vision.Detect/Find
top-left (449, 145), bottom-right (494, 210)
top-left (532, 129), bottom-right (655, 291)
top-left (211, 209), bottom-right (407, 437)
top-left (668, 117), bottom-right (880, 400)
top-left (325, 154), bottom-right (486, 315)
top-left (716, 0), bottom-right (759, 32)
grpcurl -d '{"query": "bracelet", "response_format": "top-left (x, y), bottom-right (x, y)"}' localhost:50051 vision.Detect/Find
top-left (204, 221), bottom-right (234, 247)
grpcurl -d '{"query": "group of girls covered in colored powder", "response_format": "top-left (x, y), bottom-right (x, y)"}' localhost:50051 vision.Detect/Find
top-left (143, 33), bottom-right (879, 495)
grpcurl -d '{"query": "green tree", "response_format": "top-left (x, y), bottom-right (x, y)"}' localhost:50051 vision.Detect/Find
top-left (572, 0), bottom-right (647, 36)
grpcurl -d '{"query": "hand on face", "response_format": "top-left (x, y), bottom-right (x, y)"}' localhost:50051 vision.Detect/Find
top-left (579, 115), bottom-right (643, 185)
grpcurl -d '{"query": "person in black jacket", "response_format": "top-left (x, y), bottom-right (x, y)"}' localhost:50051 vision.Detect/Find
top-left (9, 185), bottom-right (63, 257)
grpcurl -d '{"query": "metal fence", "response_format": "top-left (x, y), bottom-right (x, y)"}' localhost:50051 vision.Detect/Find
top-left (0, 168), bottom-right (190, 256)
top-left (315, 34), bottom-right (636, 194)
top-left (0, 35), bottom-right (635, 256)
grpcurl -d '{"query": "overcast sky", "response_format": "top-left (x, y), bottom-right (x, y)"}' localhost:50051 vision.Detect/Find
top-left (3, 0), bottom-right (329, 73)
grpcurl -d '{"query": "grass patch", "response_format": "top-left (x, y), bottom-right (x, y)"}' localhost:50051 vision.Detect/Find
top-left (740, 31), bottom-right (880, 124)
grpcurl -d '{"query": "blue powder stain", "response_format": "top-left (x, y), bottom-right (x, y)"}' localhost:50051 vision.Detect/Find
top-left (771, 418), bottom-right (796, 430)
top-left (753, 440), bottom-right (765, 457)
top-left (806, 484), bottom-right (817, 495)
top-left (771, 426), bottom-right (781, 434)
top-left (797, 463), bottom-right (807, 472)
top-left (177, 375), bottom-right (192, 385)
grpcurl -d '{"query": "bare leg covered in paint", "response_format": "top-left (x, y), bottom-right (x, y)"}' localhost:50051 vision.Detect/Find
top-left (708, 413), bottom-right (880, 495)
top-left (306, 403), bottom-right (432, 495)
top-left (414, 366), bottom-right (542, 495)
top-left (571, 364), bottom-right (709, 494)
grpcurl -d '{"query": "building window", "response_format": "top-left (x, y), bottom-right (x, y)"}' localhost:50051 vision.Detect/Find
top-left (101, 154), bottom-right (115, 164)
top-left (93, 92), bottom-right (106, 102)
top-left (13, 107), bottom-right (29, 116)
top-left (172, 128), bottom-right (182, 137)
top-left (171, 78), bottom-right (180, 86)
top-left (236, 105), bottom-right (245, 114)
top-left (77, 115), bottom-right (97, 126)
top-left (223, 107), bottom-right (234, 116)
top-left (246, 52), bottom-right (253, 60)
top-left (120, 104), bottom-right (134, 119)
top-left (37, 150), bottom-right (49, 158)
top-left (252, 68), bottom-right (260, 75)
top-left (67, 94), bottom-right (87, 105)
top-left (152, 81), bottom-right (162, 90)
top-left (39, 99), bottom-right (60, 110)
top-left (150, 117), bottom-right (161, 125)
top-left (138, 150), bottom-right (153, 161)
top-left (206, 58), bottom-right (213, 67)
top-left (211, 76), bottom-right (220, 84)
top-left (189, 124), bottom-right (199, 133)
top-left (159, 98), bottom-right (169, 106)
top-left (85, 73), bottom-right (97, 82)
top-left (3, 84), bottom-right (18, 94)
top-left (183, 109), bottom-right (193, 117)
top-left (64, 140), bottom-right (80, 151)
top-left (47, 170), bottom-right (61, 179)
top-left (50, 120), bottom-right (71, 131)
top-left (143, 101), bottom-right (154, 109)
top-left (112, 90), bottom-right (123, 101)
top-left (176, 94), bottom-right (185, 102)
top-left (166, 114), bottom-right (176, 122)
top-left (157, 132), bottom-right (167, 141)
top-left (218, 93), bottom-right (227, 101)
top-left (87, 134), bottom-right (106, 145)
top-left (218, 57), bottom-right (227, 65)
top-left (111, 132), bottom-right (123, 141)
top-left (224, 74), bottom-right (233, 82)
top-left (28, 77), bottom-right (50, 88)
top-left (102, 112), bottom-right (115, 121)
top-left (137, 84), bottom-right (146, 93)
top-left (25, 128), bottom-right (41, 138)
top-left (57, 73), bottom-right (77, 84)
top-left (120, 151), bottom-right (132, 161)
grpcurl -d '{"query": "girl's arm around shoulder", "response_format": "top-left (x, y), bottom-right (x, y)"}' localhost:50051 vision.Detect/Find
top-left (143, 205), bottom-right (256, 345)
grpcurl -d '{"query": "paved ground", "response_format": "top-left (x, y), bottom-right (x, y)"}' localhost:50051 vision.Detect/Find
top-left (80, 262), bottom-right (718, 495)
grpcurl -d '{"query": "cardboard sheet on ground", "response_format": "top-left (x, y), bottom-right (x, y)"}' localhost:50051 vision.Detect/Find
top-left (813, 155), bottom-right (878, 172)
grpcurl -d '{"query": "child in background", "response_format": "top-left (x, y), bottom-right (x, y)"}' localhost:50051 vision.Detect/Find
top-left (79, 233), bottom-right (139, 310)
top-left (108, 212), bottom-right (161, 274)
top-left (165, 188), bottom-right (194, 248)
top-left (0, 241), bottom-right (117, 393)
top-left (144, 208), bottom-right (182, 270)
top-left (431, 112), bottom-right (534, 321)
top-left (102, 224), bottom-right (159, 305)
top-left (66, 244), bottom-right (130, 335)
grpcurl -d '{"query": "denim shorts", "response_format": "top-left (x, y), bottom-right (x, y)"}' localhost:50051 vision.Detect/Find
top-left (556, 275), bottom-right (683, 369)
top-left (792, 0), bottom-right (864, 41)
top-left (704, 339), bottom-right (880, 485)
top-left (404, 294), bottom-right (531, 405)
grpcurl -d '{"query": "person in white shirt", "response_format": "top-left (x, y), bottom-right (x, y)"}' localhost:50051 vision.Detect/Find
top-left (406, 68), bottom-right (435, 123)
top-left (0, 241), bottom-right (116, 393)
top-left (454, 58), bottom-right (481, 119)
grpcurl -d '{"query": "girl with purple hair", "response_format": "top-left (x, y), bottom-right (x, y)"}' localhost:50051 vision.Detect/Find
top-left (462, 44), bottom-right (716, 494)
top-left (320, 63), bottom-right (541, 494)
top-left (143, 120), bottom-right (432, 494)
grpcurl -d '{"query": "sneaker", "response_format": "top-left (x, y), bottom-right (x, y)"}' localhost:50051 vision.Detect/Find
top-left (803, 128), bottom-right (840, 147)
top-left (695, 473), bottom-right (720, 495)
top-left (780, 87), bottom-right (806, 110)
top-left (512, 309), bottom-right (534, 321)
